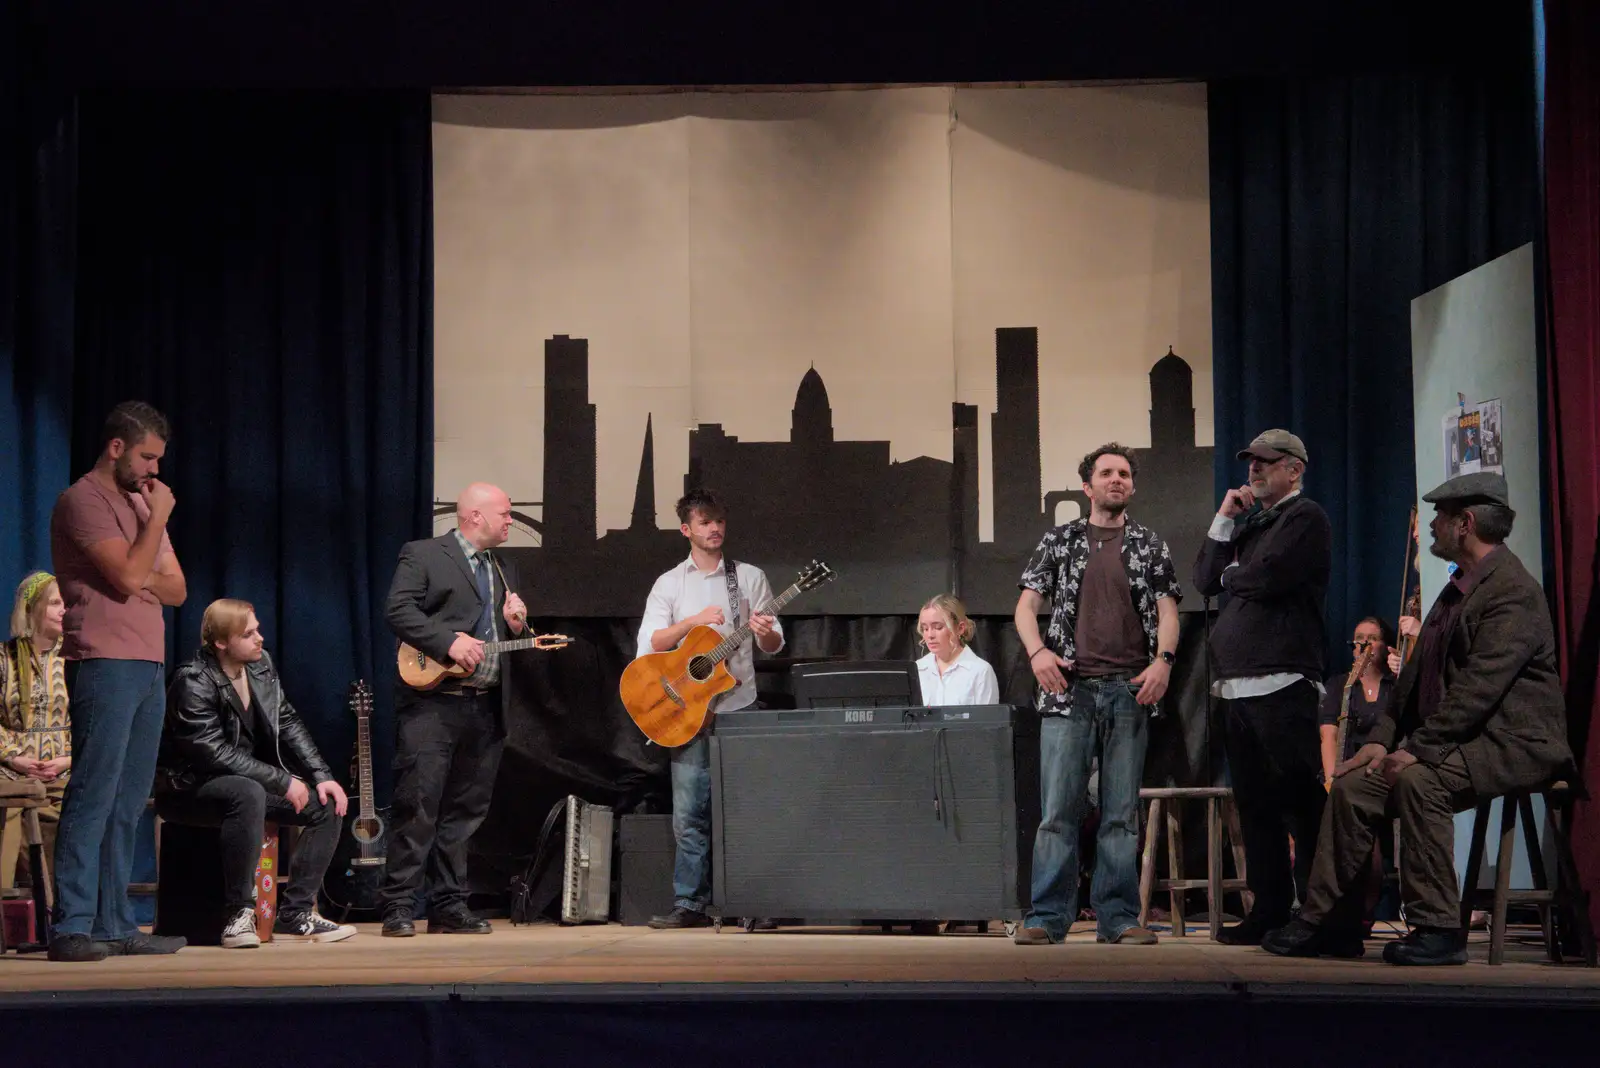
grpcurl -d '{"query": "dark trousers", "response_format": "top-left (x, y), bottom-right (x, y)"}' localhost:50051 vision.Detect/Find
top-left (380, 688), bottom-right (504, 916)
top-left (1222, 680), bottom-right (1327, 924)
top-left (155, 774), bottom-right (343, 918)
top-left (1302, 750), bottom-right (1475, 930)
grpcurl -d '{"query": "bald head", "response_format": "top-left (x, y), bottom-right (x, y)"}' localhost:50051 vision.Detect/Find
top-left (456, 482), bottom-right (513, 549)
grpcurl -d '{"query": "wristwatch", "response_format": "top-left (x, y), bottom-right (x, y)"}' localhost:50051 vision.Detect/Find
top-left (1159, 650), bottom-right (1176, 666)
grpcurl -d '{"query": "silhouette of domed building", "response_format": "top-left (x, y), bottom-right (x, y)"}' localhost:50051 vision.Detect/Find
top-left (687, 366), bottom-right (949, 558)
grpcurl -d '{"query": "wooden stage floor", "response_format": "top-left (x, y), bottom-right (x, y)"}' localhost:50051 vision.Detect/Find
top-left (3, 920), bottom-right (1598, 1006)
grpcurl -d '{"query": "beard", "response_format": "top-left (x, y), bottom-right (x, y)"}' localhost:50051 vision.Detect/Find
top-left (1093, 495), bottom-right (1128, 516)
top-left (112, 455), bottom-right (144, 493)
top-left (1429, 531), bottom-right (1459, 561)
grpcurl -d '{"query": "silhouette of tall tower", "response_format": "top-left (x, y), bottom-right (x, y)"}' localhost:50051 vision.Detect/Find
top-left (1149, 347), bottom-right (1195, 454)
top-left (792, 366), bottom-right (834, 445)
top-left (991, 327), bottom-right (1043, 548)
top-left (952, 402), bottom-right (979, 552)
top-left (542, 335), bottom-right (597, 548)
top-left (629, 414), bottom-right (656, 532)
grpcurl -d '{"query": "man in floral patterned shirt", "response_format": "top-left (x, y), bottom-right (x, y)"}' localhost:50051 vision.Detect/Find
top-left (1013, 443), bottom-right (1181, 946)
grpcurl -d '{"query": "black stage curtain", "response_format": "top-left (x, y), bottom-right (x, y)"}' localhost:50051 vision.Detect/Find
top-left (63, 92), bottom-right (434, 791)
top-left (0, 9), bottom-right (76, 589)
top-left (1208, 69), bottom-right (1537, 672)
top-left (474, 611), bottom-right (1218, 896)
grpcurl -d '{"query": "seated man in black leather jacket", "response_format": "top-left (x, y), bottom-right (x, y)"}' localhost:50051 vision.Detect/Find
top-left (156, 598), bottom-right (354, 947)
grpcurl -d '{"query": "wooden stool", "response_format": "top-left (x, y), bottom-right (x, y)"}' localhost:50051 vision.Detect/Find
top-left (1460, 783), bottom-right (1596, 966)
top-left (1138, 786), bottom-right (1253, 939)
top-left (0, 779), bottom-right (51, 952)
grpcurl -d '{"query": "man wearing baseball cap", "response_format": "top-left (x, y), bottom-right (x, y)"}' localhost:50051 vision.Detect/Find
top-left (1263, 472), bottom-right (1570, 965)
top-left (1195, 429), bottom-right (1332, 945)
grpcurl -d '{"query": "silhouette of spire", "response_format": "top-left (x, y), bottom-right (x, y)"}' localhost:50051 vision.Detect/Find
top-left (792, 366), bottom-right (834, 444)
top-left (629, 414), bottom-right (656, 531)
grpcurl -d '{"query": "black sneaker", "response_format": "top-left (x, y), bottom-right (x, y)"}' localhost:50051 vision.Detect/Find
top-left (1261, 917), bottom-right (1365, 958)
top-left (47, 933), bottom-right (107, 962)
top-left (97, 931), bottom-right (186, 956)
top-left (275, 911), bottom-right (357, 944)
top-left (647, 906), bottom-right (713, 929)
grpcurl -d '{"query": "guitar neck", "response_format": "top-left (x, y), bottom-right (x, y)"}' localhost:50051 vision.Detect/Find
top-left (706, 582), bottom-right (805, 666)
top-left (355, 707), bottom-right (377, 819)
top-left (483, 634), bottom-right (547, 656)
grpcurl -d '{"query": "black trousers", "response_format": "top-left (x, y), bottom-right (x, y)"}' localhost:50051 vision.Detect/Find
top-left (380, 688), bottom-right (504, 916)
top-left (1222, 679), bottom-right (1327, 924)
top-left (155, 774), bottom-right (343, 918)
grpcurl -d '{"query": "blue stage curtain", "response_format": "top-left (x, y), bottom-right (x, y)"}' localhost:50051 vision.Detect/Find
top-left (0, 8), bottom-right (77, 592)
top-left (1207, 71), bottom-right (1537, 671)
top-left (63, 92), bottom-right (434, 797)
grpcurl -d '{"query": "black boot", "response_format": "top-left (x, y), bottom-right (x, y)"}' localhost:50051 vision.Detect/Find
top-left (1261, 918), bottom-right (1365, 958)
top-left (1382, 926), bottom-right (1468, 966)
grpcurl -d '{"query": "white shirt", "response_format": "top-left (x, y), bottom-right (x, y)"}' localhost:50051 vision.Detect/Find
top-left (916, 645), bottom-right (1001, 707)
top-left (1206, 489), bottom-right (1324, 700)
top-left (636, 554), bottom-right (785, 713)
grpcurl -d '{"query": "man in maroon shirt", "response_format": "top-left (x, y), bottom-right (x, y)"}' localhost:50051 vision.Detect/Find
top-left (1263, 472), bottom-right (1570, 966)
top-left (47, 401), bottom-right (188, 961)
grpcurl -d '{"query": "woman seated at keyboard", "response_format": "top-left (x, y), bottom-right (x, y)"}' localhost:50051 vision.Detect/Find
top-left (915, 594), bottom-right (999, 706)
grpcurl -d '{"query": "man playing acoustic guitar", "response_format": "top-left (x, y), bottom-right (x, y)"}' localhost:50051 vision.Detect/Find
top-left (636, 489), bottom-right (782, 929)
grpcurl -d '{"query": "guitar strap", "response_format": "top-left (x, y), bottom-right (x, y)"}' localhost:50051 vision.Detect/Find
top-left (722, 558), bottom-right (742, 629)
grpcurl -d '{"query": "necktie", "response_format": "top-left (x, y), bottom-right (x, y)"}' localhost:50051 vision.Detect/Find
top-left (474, 553), bottom-right (494, 639)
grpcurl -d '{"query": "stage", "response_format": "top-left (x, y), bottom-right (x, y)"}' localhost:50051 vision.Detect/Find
top-left (4, 921), bottom-right (1597, 1066)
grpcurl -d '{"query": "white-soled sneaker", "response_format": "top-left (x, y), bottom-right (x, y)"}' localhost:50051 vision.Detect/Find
top-left (274, 911), bottom-right (357, 944)
top-left (221, 907), bottom-right (262, 949)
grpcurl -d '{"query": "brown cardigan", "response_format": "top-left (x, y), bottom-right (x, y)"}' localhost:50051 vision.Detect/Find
top-left (1371, 547), bottom-right (1570, 796)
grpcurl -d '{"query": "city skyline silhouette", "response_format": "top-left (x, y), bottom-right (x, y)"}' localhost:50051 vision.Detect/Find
top-left (489, 330), bottom-right (1214, 616)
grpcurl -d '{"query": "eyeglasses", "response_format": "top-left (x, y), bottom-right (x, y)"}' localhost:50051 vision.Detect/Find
top-left (1350, 639), bottom-right (1380, 650)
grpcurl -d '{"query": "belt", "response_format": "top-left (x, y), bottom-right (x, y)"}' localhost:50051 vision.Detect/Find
top-left (434, 683), bottom-right (501, 699)
top-left (1076, 670), bottom-right (1139, 684)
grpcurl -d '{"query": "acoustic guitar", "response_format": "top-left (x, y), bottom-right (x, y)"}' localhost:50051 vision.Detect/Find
top-left (619, 560), bottom-right (836, 747)
top-left (397, 631), bottom-right (571, 690)
top-left (321, 680), bottom-right (386, 918)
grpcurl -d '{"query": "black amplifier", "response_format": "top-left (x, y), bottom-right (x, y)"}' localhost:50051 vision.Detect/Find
top-left (710, 704), bottom-right (1039, 922)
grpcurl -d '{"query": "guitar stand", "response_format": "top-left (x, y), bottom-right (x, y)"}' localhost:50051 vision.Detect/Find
top-left (711, 915), bottom-right (761, 933)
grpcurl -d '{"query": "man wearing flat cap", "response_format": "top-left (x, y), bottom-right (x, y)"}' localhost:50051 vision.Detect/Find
top-left (1195, 429), bottom-right (1332, 945)
top-left (1263, 472), bottom-right (1571, 965)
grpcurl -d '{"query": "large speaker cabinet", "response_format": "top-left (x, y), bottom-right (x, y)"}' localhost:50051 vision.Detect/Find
top-left (710, 704), bottom-right (1039, 921)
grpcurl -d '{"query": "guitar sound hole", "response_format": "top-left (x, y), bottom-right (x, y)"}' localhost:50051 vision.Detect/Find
top-left (688, 655), bottom-right (714, 682)
top-left (353, 817), bottom-right (383, 843)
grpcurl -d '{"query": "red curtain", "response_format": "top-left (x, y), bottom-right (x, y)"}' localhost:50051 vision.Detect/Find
top-left (1543, 0), bottom-right (1600, 930)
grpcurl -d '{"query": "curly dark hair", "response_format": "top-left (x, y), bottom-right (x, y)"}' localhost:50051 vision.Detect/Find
top-left (676, 487), bottom-right (727, 525)
top-left (1077, 443), bottom-right (1139, 485)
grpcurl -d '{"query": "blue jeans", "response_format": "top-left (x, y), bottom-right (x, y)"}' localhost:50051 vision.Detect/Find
top-left (1025, 676), bottom-right (1149, 942)
top-left (670, 735), bottom-right (712, 912)
top-left (53, 659), bottom-right (166, 939)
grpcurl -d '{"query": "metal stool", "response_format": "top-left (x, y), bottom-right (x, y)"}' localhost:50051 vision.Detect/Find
top-left (1460, 782), bottom-right (1596, 966)
top-left (1138, 786), bottom-right (1252, 939)
top-left (0, 779), bottom-right (51, 952)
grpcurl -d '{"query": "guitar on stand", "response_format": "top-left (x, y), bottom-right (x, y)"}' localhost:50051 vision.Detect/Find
top-left (619, 560), bottom-right (837, 747)
top-left (321, 681), bottom-right (388, 920)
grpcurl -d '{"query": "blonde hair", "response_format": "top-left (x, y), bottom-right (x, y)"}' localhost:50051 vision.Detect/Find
top-left (201, 598), bottom-right (255, 649)
top-left (917, 593), bottom-right (975, 649)
top-left (10, 571), bottom-right (60, 698)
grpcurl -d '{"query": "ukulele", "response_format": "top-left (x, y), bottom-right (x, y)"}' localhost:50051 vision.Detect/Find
top-left (618, 560), bottom-right (836, 747)
top-left (397, 631), bottom-right (571, 690)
